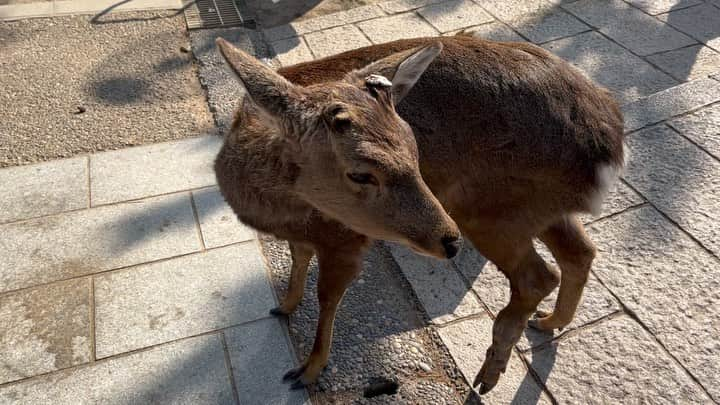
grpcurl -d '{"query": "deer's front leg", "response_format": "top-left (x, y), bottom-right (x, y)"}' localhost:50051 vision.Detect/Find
top-left (283, 244), bottom-right (364, 389)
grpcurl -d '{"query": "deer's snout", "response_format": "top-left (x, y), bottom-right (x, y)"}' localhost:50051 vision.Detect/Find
top-left (441, 235), bottom-right (462, 259)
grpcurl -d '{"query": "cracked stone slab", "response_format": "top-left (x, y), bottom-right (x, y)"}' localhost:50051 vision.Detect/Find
top-left (378, 0), bottom-right (445, 14)
top-left (0, 156), bottom-right (88, 224)
top-left (387, 242), bottom-right (483, 324)
top-left (447, 21), bottom-right (527, 42)
top-left (658, 3), bottom-right (720, 52)
top-left (0, 278), bottom-right (91, 385)
top-left (478, 0), bottom-right (589, 43)
top-left (542, 31), bottom-right (677, 104)
top-left (270, 37), bottom-right (315, 67)
top-left (646, 44), bottom-right (720, 82)
top-left (304, 25), bottom-right (372, 59)
top-left (192, 186), bottom-right (255, 249)
top-left (263, 5), bottom-right (386, 42)
top-left (437, 314), bottom-right (552, 404)
top-left (564, 0), bottom-right (696, 55)
top-left (525, 316), bottom-right (711, 403)
top-left (0, 193), bottom-right (200, 294)
top-left (0, 334), bottom-right (234, 404)
top-left (621, 77), bottom-right (720, 132)
top-left (455, 239), bottom-right (620, 351)
top-left (416, 0), bottom-right (493, 33)
top-left (225, 318), bottom-right (309, 405)
top-left (588, 206), bottom-right (720, 400)
top-left (90, 135), bottom-right (222, 206)
top-left (623, 0), bottom-right (703, 15)
top-left (357, 12), bottom-right (439, 44)
top-left (94, 243), bottom-right (276, 357)
top-left (624, 125), bottom-right (720, 255)
top-left (667, 102), bottom-right (720, 160)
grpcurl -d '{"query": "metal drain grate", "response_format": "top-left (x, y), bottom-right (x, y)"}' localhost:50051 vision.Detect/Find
top-left (184, 0), bottom-right (255, 30)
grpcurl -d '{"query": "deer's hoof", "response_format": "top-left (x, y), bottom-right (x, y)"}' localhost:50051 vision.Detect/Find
top-left (270, 307), bottom-right (289, 317)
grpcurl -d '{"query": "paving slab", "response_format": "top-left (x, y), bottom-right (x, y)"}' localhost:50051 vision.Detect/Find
top-left (378, 0), bottom-right (445, 13)
top-left (588, 206), bottom-right (720, 400)
top-left (387, 242), bottom-right (483, 324)
top-left (0, 334), bottom-right (234, 405)
top-left (357, 12), bottom-right (439, 44)
top-left (0, 12), bottom-right (213, 168)
top-left (578, 180), bottom-right (645, 224)
top-left (270, 37), bottom-right (316, 67)
top-left (416, 0), bottom-right (493, 33)
top-left (542, 31), bottom-right (677, 103)
top-left (53, 0), bottom-right (182, 15)
top-left (94, 243), bottom-right (276, 357)
top-left (621, 77), bottom-right (720, 132)
top-left (564, 0), bottom-right (696, 55)
top-left (436, 314), bottom-right (552, 404)
top-left (525, 315), bottom-right (711, 403)
top-left (304, 24), bottom-right (372, 59)
top-left (0, 156), bottom-right (88, 224)
top-left (624, 126), bottom-right (720, 255)
top-left (646, 44), bottom-right (720, 82)
top-left (263, 5), bottom-right (386, 42)
top-left (0, 1), bottom-right (52, 20)
top-left (448, 21), bottom-right (527, 42)
top-left (623, 0), bottom-right (703, 15)
top-left (478, 0), bottom-right (589, 44)
top-left (667, 102), bottom-right (720, 160)
top-left (90, 135), bottom-right (222, 206)
top-left (0, 278), bottom-right (91, 385)
top-left (0, 193), bottom-right (200, 293)
top-left (658, 3), bottom-right (720, 52)
top-left (192, 187), bottom-right (256, 249)
top-left (225, 318), bottom-right (308, 405)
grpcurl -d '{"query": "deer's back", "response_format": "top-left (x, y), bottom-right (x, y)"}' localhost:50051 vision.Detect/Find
top-left (279, 35), bottom-right (624, 224)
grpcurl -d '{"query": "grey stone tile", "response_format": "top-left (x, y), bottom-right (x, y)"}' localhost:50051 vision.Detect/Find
top-left (0, 278), bottom-right (91, 385)
top-left (0, 2), bottom-right (52, 21)
top-left (623, 0), bottom-right (703, 15)
top-left (564, 0), bottom-right (696, 55)
top-left (658, 3), bottom-right (720, 51)
top-left (94, 243), bottom-right (276, 357)
top-left (225, 318), bottom-right (309, 405)
top-left (387, 242), bottom-right (483, 324)
top-left (90, 135), bottom-right (222, 205)
top-left (624, 126), bottom-right (720, 255)
top-left (192, 187), bottom-right (255, 249)
top-left (589, 208), bottom-right (720, 400)
top-left (447, 21), bottom-right (527, 42)
top-left (304, 25), bottom-right (372, 59)
top-left (0, 334), bottom-right (235, 404)
top-left (478, 0), bottom-right (589, 43)
top-left (542, 31), bottom-right (677, 103)
top-left (455, 240), bottom-right (620, 351)
top-left (437, 314), bottom-right (552, 404)
top-left (417, 0), bottom-right (493, 33)
top-left (270, 37), bottom-right (315, 67)
top-left (578, 180), bottom-right (645, 224)
top-left (667, 102), bottom-right (720, 160)
top-left (53, 0), bottom-right (182, 15)
top-left (357, 12), bottom-right (439, 44)
top-left (263, 5), bottom-right (386, 42)
top-left (647, 44), bottom-right (720, 81)
top-left (622, 77), bottom-right (720, 132)
top-left (0, 193), bottom-right (200, 293)
top-left (0, 157), bottom-right (87, 224)
top-left (378, 0), bottom-right (445, 14)
top-left (525, 316), bottom-right (711, 403)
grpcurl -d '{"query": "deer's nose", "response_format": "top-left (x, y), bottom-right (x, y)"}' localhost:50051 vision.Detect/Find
top-left (441, 236), bottom-right (462, 259)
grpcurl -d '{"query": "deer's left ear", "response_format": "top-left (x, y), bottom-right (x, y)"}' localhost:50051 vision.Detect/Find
top-left (350, 42), bottom-right (442, 105)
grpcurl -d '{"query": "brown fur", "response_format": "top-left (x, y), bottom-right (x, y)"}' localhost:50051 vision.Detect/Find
top-left (214, 35), bottom-right (624, 393)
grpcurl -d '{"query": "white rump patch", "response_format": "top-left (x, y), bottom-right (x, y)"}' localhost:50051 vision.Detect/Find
top-left (588, 142), bottom-right (630, 216)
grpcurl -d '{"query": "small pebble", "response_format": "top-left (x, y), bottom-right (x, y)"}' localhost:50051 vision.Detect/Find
top-left (73, 106), bottom-right (86, 114)
top-left (410, 347), bottom-right (419, 354)
top-left (418, 362), bottom-right (432, 372)
top-left (180, 46), bottom-right (190, 53)
top-left (358, 278), bottom-right (365, 284)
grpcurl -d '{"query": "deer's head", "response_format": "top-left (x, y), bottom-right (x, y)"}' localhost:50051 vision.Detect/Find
top-left (217, 38), bottom-right (461, 259)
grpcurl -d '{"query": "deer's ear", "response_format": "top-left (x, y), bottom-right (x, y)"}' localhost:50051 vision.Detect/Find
top-left (216, 38), bottom-right (303, 117)
top-left (350, 42), bottom-right (442, 105)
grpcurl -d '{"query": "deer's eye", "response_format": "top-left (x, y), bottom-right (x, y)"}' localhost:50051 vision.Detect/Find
top-left (346, 172), bottom-right (378, 186)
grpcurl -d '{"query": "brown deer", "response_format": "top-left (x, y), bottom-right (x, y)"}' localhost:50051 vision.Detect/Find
top-left (213, 33), bottom-right (624, 394)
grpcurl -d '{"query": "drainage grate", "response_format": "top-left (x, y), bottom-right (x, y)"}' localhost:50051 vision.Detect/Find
top-left (183, 0), bottom-right (255, 30)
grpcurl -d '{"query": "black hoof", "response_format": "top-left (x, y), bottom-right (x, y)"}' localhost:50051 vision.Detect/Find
top-left (270, 307), bottom-right (287, 317)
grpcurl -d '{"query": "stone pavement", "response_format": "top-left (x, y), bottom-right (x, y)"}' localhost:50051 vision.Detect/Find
top-left (1, 0), bottom-right (720, 404)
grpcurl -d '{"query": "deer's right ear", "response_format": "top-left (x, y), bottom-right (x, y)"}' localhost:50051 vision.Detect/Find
top-left (216, 38), bottom-right (302, 118)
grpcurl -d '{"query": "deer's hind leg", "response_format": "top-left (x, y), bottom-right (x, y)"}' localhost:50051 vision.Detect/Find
top-left (531, 215), bottom-right (596, 331)
top-left (271, 241), bottom-right (314, 316)
top-left (465, 227), bottom-right (560, 394)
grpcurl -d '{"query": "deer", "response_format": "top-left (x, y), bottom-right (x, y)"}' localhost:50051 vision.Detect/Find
top-left (213, 32), bottom-right (624, 395)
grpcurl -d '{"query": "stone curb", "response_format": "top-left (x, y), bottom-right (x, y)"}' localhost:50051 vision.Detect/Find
top-left (0, 0), bottom-right (182, 21)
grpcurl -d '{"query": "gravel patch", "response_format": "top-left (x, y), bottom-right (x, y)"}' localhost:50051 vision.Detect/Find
top-left (0, 11), bottom-right (213, 168)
